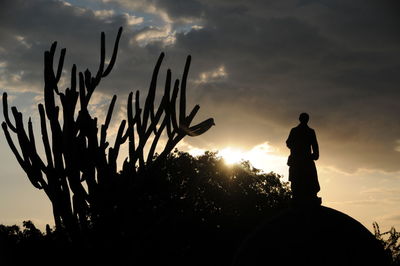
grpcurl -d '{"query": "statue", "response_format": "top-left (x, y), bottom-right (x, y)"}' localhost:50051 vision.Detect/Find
top-left (286, 113), bottom-right (321, 205)
top-left (233, 113), bottom-right (390, 265)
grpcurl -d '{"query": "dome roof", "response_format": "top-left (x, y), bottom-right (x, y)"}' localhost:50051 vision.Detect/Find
top-left (233, 206), bottom-right (390, 266)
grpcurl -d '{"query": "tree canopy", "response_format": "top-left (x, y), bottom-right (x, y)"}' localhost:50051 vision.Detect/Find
top-left (1, 150), bottom-right (291, 265)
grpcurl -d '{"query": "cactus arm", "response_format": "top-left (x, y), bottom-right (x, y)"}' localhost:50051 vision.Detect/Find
top-left (127, 92), bottom-right (134, 129)
top-left (11, 107), bottom-right (30, 163)
top-left (104, 95), bottom-right (117, 130)
top-left (81, 27), bottom-right (122, 109)
top-left (134, 90), bottom-right (145, 168)
top-left (108, 119), bottom-right (126, 173)
top-left (143, 52), bottom-right (164, 131)
top-left (84, 69), bottom-right (92, 90)
top-left (38, 104), bottom-right (53, 168)
top-left (45, 42), bottom-right (62, 95)
top-left (27, 117), bottom-right (47, 172)
top-left (102, 26), bottom-right (122, 77)
top-left (179, 55), bottom-right (191, 127)
top-left (127, 90), bottom-right (142, 166)
top-left (185, 105), bottom-right (200, 126)
top-left (26, 118), bottom-right (47, 176)
top-left (3, 111), bottom-right (45, 189)
top-left (137, 90), bottom-right (167, 165)
top-left (27, 117), bottom-right (36, 152)
top-left (44, 50), bottom-right (57, 118)
top-left (71, 64), bottom-right (77, 93)
top-left (100, 95), bottom-right (117, 148)
top-left (157, 133), bottom-right (185, 162)
top-left (78, 72), bottom-right (86, 111)
top-left (94, 31), bottom-right (105, 83)
top-left (126, 92), bottom-right (136, 166)
top-left (147, 119), bottom-right (167, 164)
top-left (84, 69), bottom-right (93, 104)
top-left (55, 48), bottom-right (66, 83)
top-left (186, 118), bottom-right (215, 136)
top-left (1, 122), bottom-right (27, 172)
top-left (2, 93), bottom-right (17, 132)
top-left (135, 90), bottom-right (142, 130)
top-left (47, 42), bottom-right (57, 87)
top-left (164, 70), bottom-right (173, 139)
top-left (144, 88), bottom-right (167, 141)
top-left (170, 79), bottom-right (180, 133)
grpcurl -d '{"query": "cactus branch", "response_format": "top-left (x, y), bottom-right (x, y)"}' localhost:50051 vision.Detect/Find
top-left (102, 26), bottom-right (122, 77)
top-left (2, 93), bottom-right (17, 132)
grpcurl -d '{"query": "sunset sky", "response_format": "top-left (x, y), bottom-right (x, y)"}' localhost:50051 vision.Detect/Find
top-left (1, 0), bottom-right (400, 232)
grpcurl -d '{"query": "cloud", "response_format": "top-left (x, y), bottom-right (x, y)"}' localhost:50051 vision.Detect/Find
top-left (123, 13), bottom-right (144, 25)
top-left (108, 0), bottom-right (204, 23)
top-left (195, 65), bottom-right (227, 84)
top-left (1, 0), bottom-right (400, 175)
top-left (94, 9), bottom-right (116, 19)
top-left (133, 25), bottom-right (176, 46)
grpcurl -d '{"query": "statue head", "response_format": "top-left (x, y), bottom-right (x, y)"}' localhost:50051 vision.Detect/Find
top-left (299, 112), bottom-right (309, 124)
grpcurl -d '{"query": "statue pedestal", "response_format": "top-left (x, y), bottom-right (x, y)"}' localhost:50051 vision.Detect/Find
top-left (290, 196), bottom-right (322, 208)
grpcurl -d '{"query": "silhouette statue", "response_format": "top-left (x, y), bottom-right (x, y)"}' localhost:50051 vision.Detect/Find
top-left (286, 112), bottom-right (321, 205)
top-left (232, 113), bottom-right (390, 266)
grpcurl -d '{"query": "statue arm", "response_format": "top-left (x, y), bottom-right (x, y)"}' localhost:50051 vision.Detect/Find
top-left (311, 130), bottom-right (319, 160)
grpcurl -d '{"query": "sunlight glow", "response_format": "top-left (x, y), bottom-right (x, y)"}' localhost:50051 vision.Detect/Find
top-left (187, 142), bottom-right (288, 176)
top-left (219, 147), bottom-right (244, 165)
top-left (220, 143), bottom-right (288, 176)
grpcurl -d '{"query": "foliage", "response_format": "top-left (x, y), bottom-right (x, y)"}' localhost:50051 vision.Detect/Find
top-left (1, 221), bottom-right (51, 265)
top-left (374, 222), bottom-right (400, 265)
top-left (100, 150), bottom-right (291, 264)
top-left (0, 151), bottom-right (291, 265)
top-left (160, 150), bottom-right (290, 219)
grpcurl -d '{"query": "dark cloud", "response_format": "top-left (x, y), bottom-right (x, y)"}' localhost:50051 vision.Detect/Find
top-left (1, 0), bottom-right (400, 173)
top-left (173, 0), bottom-right (400, 172)
top-left (151, 0), bottom-right (205, 20)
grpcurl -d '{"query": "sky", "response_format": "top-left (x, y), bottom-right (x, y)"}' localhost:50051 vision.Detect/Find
top-left (0, 0), bottom-right (400, 232)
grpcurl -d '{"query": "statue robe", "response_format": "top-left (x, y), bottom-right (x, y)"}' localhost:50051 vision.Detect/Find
top-left (286, 124), bottom-right (320, 197)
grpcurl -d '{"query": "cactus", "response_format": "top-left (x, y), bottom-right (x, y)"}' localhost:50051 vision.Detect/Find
top-left (2, 27), bottom-right (214, 240)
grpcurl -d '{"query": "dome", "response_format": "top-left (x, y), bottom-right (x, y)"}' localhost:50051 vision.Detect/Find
top-left (233, 206), bottom-right (390, 266)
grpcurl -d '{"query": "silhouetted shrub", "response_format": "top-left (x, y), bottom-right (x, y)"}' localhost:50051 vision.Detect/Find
top-left (374, 222), bottom-right (400, 265)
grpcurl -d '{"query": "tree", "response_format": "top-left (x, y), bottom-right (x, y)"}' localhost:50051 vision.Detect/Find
top-left (1, 26), bottom-right (214, 241)
top-left (122, 150), bottom-right (291, 264)
top-left (0, 151), bottom-right (291, 265)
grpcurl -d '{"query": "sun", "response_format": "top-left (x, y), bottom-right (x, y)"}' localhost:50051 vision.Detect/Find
top-left (218, 146), bottom-right (264, 166)
top-left (217, 144), bottom-right (288, 174)
top-left (188, 143), bottom-right (288, 175)
top-left (218, 147), bottom-right (245, 165)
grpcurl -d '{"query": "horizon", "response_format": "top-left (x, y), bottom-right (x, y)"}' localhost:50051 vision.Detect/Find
top-left (1, 0), bottom-right (400, 233)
